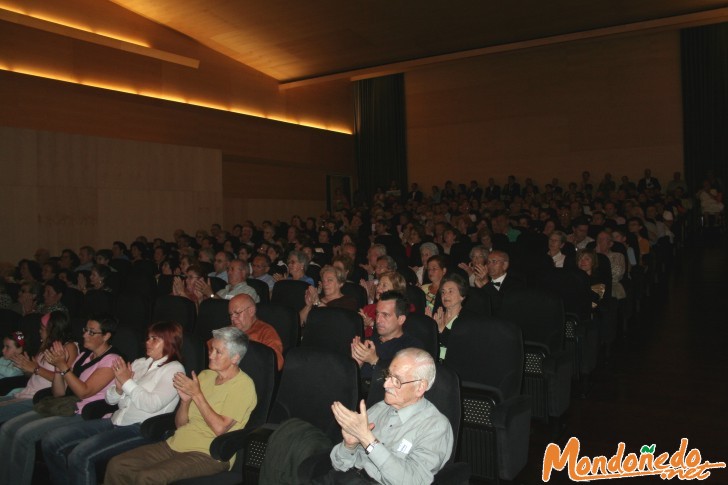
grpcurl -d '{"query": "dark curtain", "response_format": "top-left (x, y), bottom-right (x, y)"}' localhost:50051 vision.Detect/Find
top-left (354, 74), bottom-right (408, 204)
top-left (681, 23), bottom-right (728, 192)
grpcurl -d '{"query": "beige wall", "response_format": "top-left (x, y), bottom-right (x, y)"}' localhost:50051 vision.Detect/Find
top-left (0, 127), bottom-right (222, 262)
top-left (406, 31), bottom-right (684, 191)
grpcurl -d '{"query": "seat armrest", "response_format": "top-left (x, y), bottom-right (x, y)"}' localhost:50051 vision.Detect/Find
top-left (434, 462), bottom-right (472, 485)
top-left (210, 427), bottom-right (258, 462)
top-left (81, 400), bottom-right (118, 420)
top-left (492, 394), bottom-right (531, 430)
top-left (141, 412), bottom-right (176, 440)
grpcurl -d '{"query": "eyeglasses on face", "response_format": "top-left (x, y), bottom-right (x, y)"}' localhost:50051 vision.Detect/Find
top-left (380, 368), bottom-right (422, 389)
top-left (228, 307), bottom-right (253, 318)
top-left (82, 328), bottom-right (103, 336)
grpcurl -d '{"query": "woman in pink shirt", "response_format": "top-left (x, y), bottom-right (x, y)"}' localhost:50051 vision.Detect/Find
top-left (0, 314), bottom-right (119, 485)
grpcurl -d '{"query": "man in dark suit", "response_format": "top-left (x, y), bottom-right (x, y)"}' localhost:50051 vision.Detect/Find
top-left (474, 250), bottom-right (525, 314)
top-left (408, 182), bottom-right (423, 202)
top-left (484, 177), bottom-right (501, 201)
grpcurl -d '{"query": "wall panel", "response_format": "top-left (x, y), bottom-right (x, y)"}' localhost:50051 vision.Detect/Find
top-left (406, 31), bottom-right (684, 190)
top-left (0, 126), bottom-right (224, 262)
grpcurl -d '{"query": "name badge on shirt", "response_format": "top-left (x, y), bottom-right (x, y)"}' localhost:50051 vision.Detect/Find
top-left (397, 439), bottom-right (413, 454)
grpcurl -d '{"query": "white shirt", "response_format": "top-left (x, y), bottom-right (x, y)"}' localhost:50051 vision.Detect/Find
top-left (491, 274), bottom-right (507, 290)
top-left (105, 356), bottom-right (184, 426)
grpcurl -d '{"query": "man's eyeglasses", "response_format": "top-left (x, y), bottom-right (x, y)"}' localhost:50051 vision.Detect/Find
top-left (82, 328), bottom-right (103, 336)
top-left (229, 307), bottom-right (253, 318)
top-left (380, 369), bottom-right (422, 389)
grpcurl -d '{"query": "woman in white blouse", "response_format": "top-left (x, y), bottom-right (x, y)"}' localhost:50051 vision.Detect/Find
top-left (41, 321), bottom-right (185, 485)
top-left (548, 230), bottom-right (568, 268)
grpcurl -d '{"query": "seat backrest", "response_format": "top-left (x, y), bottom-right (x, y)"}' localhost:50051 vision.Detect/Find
top-left (246, 278), bottom-right (270, 304)
top-left (405, 285), bottom-right (427, 314)
top-left (156, 274), bottom-right (175, 297)
top-left (499, 287), bottom-right (565, 354)
top-left (112, 325), bottom-right (142, 362)
top-left (0, 308), bottom-right (22, 327)
top-left (535, 268), bottom-right (592, 323)
top-left (82, 290), bottom-right (115, 318)
top-left (20, 313), bottom-right (43, 356)
top-left (255, 302), bottom-right (299, 354)
top-left (61, 288), bottom-right (84, 318)
top-left (341, 282), bottom-right (367, 309)
top-left (444, 314), bottom-right (524, 402)
top-left (152, 295), bottom-right (197, 333)
top-left (109, 259), bottom-right (132, 278)
top-left (366, 363), bottom-right (461, 464)
top-left (463, 288), bottom-right (492, 318)
top-left (113, 292), bottom-right (150, 337)
top-left (301, 307), bottom-right (362, 358)
top-left (402, 313), bottom-right (439, 360)
top-left (124, 264), bottom-right (157, 299)
top-left (269, 347), bottom-right (358, 443)
top-left (195, 298), bottom-right (231, 342)
top-left (238, 341), bottom-right (276, 429)
top-left (271, 280), bottom-right (310, 312)
top-left (180, 332), bottom-right (206, 376)
top-left (209, 276), bottom-right (227, 293)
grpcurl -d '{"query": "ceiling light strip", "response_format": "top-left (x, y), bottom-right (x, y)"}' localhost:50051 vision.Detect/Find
top-left (0, 7), bottom-right (200, 68)
top-left (0, 67), bottom-right (352, 134)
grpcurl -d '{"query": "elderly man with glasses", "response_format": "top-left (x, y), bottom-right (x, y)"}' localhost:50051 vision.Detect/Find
top-left (225, 294), bottom-right (284, 370)
top-left (320, 347), bottom-right (453, 485)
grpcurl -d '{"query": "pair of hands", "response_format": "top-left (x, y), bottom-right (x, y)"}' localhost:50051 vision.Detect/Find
top-left (10, 351), bottom-right (37, 373)
top-left (17, 292), bottom-right (35, 315)
top-left (172, 276), bottom-right (213, 299)
top-left (111, 357), bottom-right (135, 392)
top-left (470, 263), bottom-right (490, 288)
top-left (43, 341), bottom-right (71, 372)
top-left (304, 285), bottom-right (322, 307)
top-left (332, 399), bottom-right (376, 450)
top-left (351, 336), bottom-right (378, 366)
top-left (425, 306), bottom-right (447, 333)
top-left (359, 279), bottom-right (377, 302)
top-left (173, 371), bottom-right (201, 402)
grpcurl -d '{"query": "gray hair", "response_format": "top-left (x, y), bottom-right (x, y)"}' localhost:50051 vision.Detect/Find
top-left (288, 249), bottom-right (310, 272)
top-left (370, 244), bottom-right (387, 257)
top-left (395, 347), bottom-right (436, 390)
top-left (212, 326), bottom-right (249, 363)
top-left (469, 245), bottom-right (489, 261)
top-left (419, 242), bottom-right (439, 257)
top-left (377, 255), bottom-right (398, 272)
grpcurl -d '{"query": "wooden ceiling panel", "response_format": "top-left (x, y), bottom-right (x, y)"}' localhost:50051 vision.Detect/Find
top-left (107, 0), bottom-right (728, 82)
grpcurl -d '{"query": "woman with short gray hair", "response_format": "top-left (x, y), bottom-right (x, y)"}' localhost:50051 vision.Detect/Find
top-left (105, 326), bottom-right (256, 484)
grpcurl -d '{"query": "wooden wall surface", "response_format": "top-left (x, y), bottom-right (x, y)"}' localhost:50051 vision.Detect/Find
top-left (0, 126), bottom-right (222, 262)
top-left (406, 31), bottom-right (684, 190)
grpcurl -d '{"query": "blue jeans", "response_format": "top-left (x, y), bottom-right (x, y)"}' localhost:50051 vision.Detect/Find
top-left (0, 410), bottom-right (82, 485)
top-left (42, 420), bottom-right (149, 485)
top-left (0, 396), bottom-right (34, 425)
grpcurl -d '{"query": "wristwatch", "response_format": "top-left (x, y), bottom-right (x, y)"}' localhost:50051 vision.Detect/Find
top-left (59, 369), bottom-right (71, 376)
top-left (33, 366), bottom-right (40, 375)
top-left (365, 439), bottom-right (380, 455)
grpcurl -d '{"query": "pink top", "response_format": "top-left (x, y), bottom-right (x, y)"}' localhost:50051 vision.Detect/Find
top-left (14, 355), bottom-right (54, 400)
top-left (14, 342), bottom-right (80, 400)
top-left (72, 350), bottom-right (117, 413)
